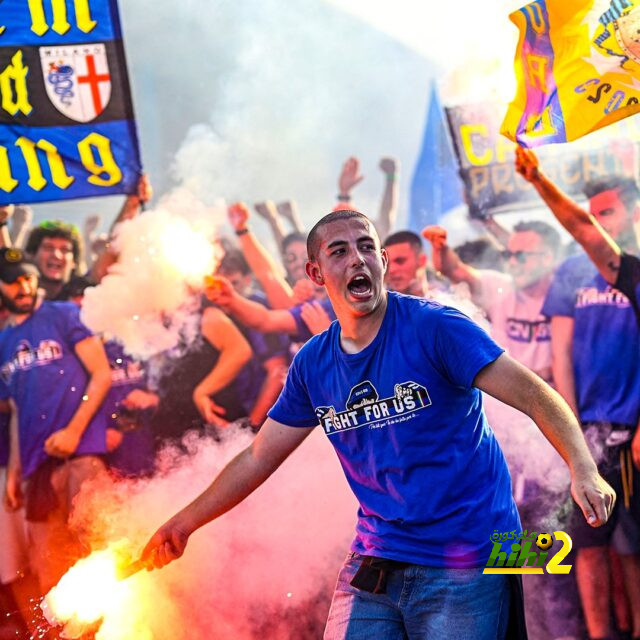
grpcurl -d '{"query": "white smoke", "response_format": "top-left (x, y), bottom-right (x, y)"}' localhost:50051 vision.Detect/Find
top-left (80, 192), bottom-right (225, 359)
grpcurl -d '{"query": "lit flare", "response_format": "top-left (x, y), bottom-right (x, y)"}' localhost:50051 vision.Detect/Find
top-left (41, 546), bottom-right (142, 639)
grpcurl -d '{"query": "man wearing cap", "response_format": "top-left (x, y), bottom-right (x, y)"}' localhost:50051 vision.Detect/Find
top-left (0, 248), bottom-right (112, 593)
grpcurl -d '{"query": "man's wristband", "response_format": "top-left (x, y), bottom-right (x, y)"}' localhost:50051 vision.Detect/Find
top-left (337, 194), bottom-right (351, 202)
top-left (235, 228), bottom-right (249, 236)
top-left (0, 221), bottom-right (8, 227)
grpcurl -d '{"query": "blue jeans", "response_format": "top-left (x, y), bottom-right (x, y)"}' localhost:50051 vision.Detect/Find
top-left (324, 552), bottom-right (511, 640)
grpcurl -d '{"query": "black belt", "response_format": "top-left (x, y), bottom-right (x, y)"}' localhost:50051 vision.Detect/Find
top-left (349, 555), bottom-right (410, 594)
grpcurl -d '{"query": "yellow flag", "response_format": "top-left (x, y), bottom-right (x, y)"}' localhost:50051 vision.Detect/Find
top-left (501, 0), bottom-right (640, 147)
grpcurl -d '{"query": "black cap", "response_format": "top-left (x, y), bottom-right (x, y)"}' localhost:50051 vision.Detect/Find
top-left (0, 248), bottom-right (39, 284)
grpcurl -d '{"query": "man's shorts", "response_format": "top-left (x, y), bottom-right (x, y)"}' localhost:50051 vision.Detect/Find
top-left (0, 466), bottom-right (30, 584)
top-left (26, 455), bottom-right (106, 593)
top-left (571, 423), bottom-right (640, 553)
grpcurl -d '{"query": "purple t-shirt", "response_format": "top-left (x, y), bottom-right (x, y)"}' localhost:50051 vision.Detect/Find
top-left (288, 296), bottom-right (336, 343)
top-left (103, 341), bottom-right (154, 476)
top-left (0, 301), bottom-right (107, 478)
top-left (542, 253), bottom-right (640, 425)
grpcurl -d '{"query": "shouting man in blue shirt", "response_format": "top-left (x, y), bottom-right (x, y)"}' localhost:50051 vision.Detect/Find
top-left (143, 210), bottom-right (614, 639)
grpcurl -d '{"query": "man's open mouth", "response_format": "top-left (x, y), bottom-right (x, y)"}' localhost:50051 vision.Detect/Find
top-left (347, 274), bottom-right (373, 299)
top-left (45, 262), bottom-right (65, 278)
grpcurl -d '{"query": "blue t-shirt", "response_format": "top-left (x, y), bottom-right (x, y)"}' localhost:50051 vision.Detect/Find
top-left (288, 296), bottom-right (336, 343)
top-left (542, 253), bottom-right (640, 426)
top-left (268, 292), bottom-right (519, 568)
top-left (0, 301), bottom-right (107, 478)
top-left (103, 341), bottom-right (154, 477)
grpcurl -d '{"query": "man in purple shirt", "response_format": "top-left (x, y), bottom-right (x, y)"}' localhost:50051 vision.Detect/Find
top-left (0, 248), bottom-right (112, 593)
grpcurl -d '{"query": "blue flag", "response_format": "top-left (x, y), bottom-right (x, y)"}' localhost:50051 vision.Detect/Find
top-left (0, 0), bottom-right (142, 204)
top-left (408, 83), bottom-right (464, 232)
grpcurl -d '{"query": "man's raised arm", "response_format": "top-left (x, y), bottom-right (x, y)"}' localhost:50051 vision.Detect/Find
top-left (474, 353), bottom-right (615, 527)
top-left (228, 202), bottom-right (295, 309)
top-left (204, 276), bottom-right (297, 334)
top-left (515, 146), bottom-right (621, 284)
top-left (376, 157), bottom-right (398, 241)
top-left (141, 418), bottom-right (315, 569)
top-left (421, 225), bottom-right (482, 297)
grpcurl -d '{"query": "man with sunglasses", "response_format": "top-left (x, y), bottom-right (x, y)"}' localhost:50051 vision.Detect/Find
top-left (422, 220), bottom-right (561, 383)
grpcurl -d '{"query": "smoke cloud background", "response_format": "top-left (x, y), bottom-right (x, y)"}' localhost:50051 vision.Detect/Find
top-left (34, 0), bottom-right (523, 239)
top-left (80, 191), bottom-right (226, 358)
top-left (68, 427), bottom-right (357, 639)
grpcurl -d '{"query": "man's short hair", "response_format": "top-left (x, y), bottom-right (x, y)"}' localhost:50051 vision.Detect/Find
top-left (513, 220), bottom-right (562, 256)
top-left (218, 248), bottom-right (250, 276)
top-left (306, 210), bottom-right (371, 262)
top-left (282, 231), bottom-right (307, 254)
top-left (25, 220), bottom-right (83, 264)
top-left (583, 175), bottom-right (640, 213)
top-left (382, 230), bottom-right (424, 254)
top-left (454, 237), bottom-right (504, 270)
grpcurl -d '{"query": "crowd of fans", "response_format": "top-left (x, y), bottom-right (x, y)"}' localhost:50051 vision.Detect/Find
top-left (0, 149), bottom-right (639, 640)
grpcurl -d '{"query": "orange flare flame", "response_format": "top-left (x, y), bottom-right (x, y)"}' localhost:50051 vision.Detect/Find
top-left (41, 546), bottom-right (142, 639)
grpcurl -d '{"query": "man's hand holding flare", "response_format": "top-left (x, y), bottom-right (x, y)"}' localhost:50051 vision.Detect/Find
top-left (140, 514), bottom-right (193, 571)
top-left (203, 274), bottom-right (235, 309)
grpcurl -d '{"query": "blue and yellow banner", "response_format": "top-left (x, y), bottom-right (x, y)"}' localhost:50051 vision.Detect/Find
top-left (0, 0), bottom-right (141, 204)
top-left (447, 101), bottom-right (640, 216)
top-left (502, 0), bottom-right (640, 147)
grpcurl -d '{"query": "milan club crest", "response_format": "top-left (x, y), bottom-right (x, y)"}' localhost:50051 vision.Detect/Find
top-left (40, 44), bottom-right (111, 122)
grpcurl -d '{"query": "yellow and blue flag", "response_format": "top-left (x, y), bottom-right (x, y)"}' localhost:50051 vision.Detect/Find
top-left (502, 0), bottom-right (640, 147)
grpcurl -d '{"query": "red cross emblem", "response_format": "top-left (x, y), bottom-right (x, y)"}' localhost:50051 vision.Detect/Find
top-left (77, 54), bottom-right (111, 115)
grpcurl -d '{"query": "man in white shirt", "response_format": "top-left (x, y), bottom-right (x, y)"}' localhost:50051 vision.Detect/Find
top-left (423, 220), bottom-right (561, 383)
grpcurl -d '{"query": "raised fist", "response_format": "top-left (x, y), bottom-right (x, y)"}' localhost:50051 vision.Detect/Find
top-left (514, 146), bottom-right (540, 183)
top-left (379, 157), bottom-right (397, 177)
top-left (228, 202), bottom-right (250, 231)
top-left (421, 225), bottom-right (448, 250)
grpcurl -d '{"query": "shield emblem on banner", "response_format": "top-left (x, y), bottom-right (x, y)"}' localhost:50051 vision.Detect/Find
top-left (40, 44), bottom-right (111, 122)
